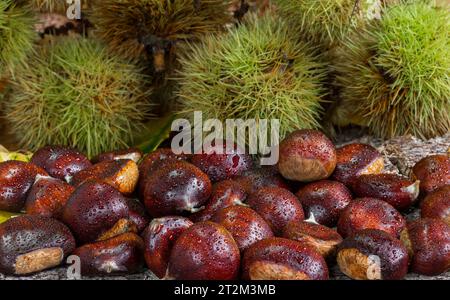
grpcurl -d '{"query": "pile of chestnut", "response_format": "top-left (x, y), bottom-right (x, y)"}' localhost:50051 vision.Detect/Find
top-left (0, 129), bottom-right (448, 280)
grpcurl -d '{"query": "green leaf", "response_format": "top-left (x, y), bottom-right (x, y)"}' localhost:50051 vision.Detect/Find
top-left (134, 114), bottom-right (176, 153)
top-left (0, 211), bottom-right (21, 224)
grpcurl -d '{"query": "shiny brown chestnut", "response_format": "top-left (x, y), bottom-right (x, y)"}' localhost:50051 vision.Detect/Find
top-left (72, 233), bottom-right (144, 276)
top-left (337, 198), bottom-right (406, 238)
top-left (71, 159), bottom-right (139, 195)
top-left (211, 206), bottom-right (274, 252)
top-left (0, 215), bottom-right (75, 275)
top-left (142, 216), bottom-right (193, 278)
top-left (351, 174), bottom-right (420, 211)
top-left (0, 160), bottom-right (48, 212)
top-left (190, 180), bottom-right (247, 222)
top-left (30, 146), bottom-right (92, 182)
top-left (332, 143), bottom-right (384, 186)
top-left (296, 180), bottom-right (352, 227)
top-left (25, 175), bottom-right (75, 218)
top-left (282, 221), bottom-right (343, 258)
top-left (61, 181), bottom-right (131, 243)
top-left (400, 218), bottom-right (450, 276)
top-left (125, 198), bottom-right (150, 233)
top-left (412, 154), bottom-right (450, 195)
top-left (191, 140), bottom-right (253, 182)
top-left (246, 187), bottom-right (304, 235)
top-left (278, 129), bottom-right (336, 182)
top-left (233, 166), bottom-right (289, 194)
top-left (167, 222), bottom-right (240, 280)
top-left (138, 148), bottom-right (189, 199)
top-left (241, 237), bottom-right (329, 280)
top-left (143, 160), bottom-right (212, 217)
top-left (93, 148), bottom-right (143, 163)
top-left (336, 229), bottom-right (409, 280)
top-left (420, 186), bottom-right (450, 225)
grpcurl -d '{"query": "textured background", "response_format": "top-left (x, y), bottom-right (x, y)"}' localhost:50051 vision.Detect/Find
top-left (0, 130), bottom-right (449, 280)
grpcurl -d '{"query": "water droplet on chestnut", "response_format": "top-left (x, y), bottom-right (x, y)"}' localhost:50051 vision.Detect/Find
top-left (278, 129), bottom-right (336, 182)
top-left (296, 180), bottom-right (352, 227)
top-left (337, 198), bottom-right (406, 238)
top-left (420, 186), bottom-right (450, 225)
top-left (167, 222), bottom-right (240, 280)
top-left (412, 154), bottom-right (450, 196)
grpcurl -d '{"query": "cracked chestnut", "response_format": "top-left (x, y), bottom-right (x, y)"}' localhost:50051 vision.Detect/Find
top-left (30, 146), bottom-right (91, 182)
top-left (143, 160), bottom-right (212, 217)
top-left (190, 179), bottom-right (247, 222)
top-left (337, 229), bottom-right (409, 280)
top-left (0, 161), bottom-right (47, 212)
top-left (400, 218), bottom-right (450, 276)
top-left (246, 187), bottom-right (304, 235)
top-left (167, 222), bottom-right (240, 280)
top-left (73, 232), bottom-right (144, 276)
top-left (296, 180), bottom-right (352, 227)
top-left (337, 198), bottom-right (406, 238)
top-left (0, 215), bottom-right (75, 275)
top-left (211, 205), bottom-right (274, 252)
top-left (142, 216), bottom-right (193, 278)
top-left (71, 159), bottom-right (139, 195)
top-left (332, 143), bottom-right (384, 186)
top-left (351, 174), bottom-right (420, 211)
top-left (278, 129), bottom-right (336, 182)
top-left (242, 237), bottom-right (329, 280)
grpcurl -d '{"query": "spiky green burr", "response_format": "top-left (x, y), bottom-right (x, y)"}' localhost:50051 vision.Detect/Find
top-left (89, 0), bottom-right (233, 66)
top-left (0, 0), bottom-right (35, 77)
top-left (5, 37), bottom-right (152, 158)
top-left (177, 14), bottom-right (327, 140)
top-left (332, 2), bottom-right (449, 139)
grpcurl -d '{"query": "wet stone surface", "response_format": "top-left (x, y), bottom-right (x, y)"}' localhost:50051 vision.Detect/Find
top-left (1, 131), bottom-right (449, 280)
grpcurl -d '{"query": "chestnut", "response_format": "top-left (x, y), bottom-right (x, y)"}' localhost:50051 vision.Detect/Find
top-left (211, 206), bottom-right (274, 252)
top-left (351, 174), bottom-right (420, 211)
top-left (400, 219), bottom-right (450, 276)
top-left (296, 180), bottom-right (352, 227)
top-left (138, 148), bottom-right (189, 199)
top-left (337, 198), bottom-right (406, 238)
top-left (30, 146), bottom-right (92, 182)
top-left (71, 159), bottom-right (139, 195)
top-left (332, 143), bottom-right (384, 186)
top-left (190, 180), bottom-right (247, 222)
top-left (125, 198), bottom-right (150, 233)
top-left (72, 233), bottom-right (144, 276)
top-left (420, 186), bottom-right (450, 225)
top-left (246, 187), bottom-right (304, 235)
top-left (142, 216), bottom-right (193, 278)
top-left (278, 129), bottom-right (336, 182)
top-left (143, 160), bottom-right (212, 217)
top-left (282, 221), bottom-right (343, 258)
top-left (233, 166), bottom-right (289, 194)
top-left (412, 154), bottom-right (450, 195)
top-left (0, 160), bottom-right (48, 212)
top-left (336, 229), bottom-right (409, 280)
top-left (0, 215), bottom-right (75, 275)
top-left (93, 147), bottom-right (143, 163)
top-left (241, 237), bottom-right (329, 280)
top-left (25, 175), bottom-right (75, 218)
top-left (191, 140), bottom-right (253, 182)
top-left (167, 221), bottom-right (240, 280)
top-left (61, 181), bottom-right (131, 243)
